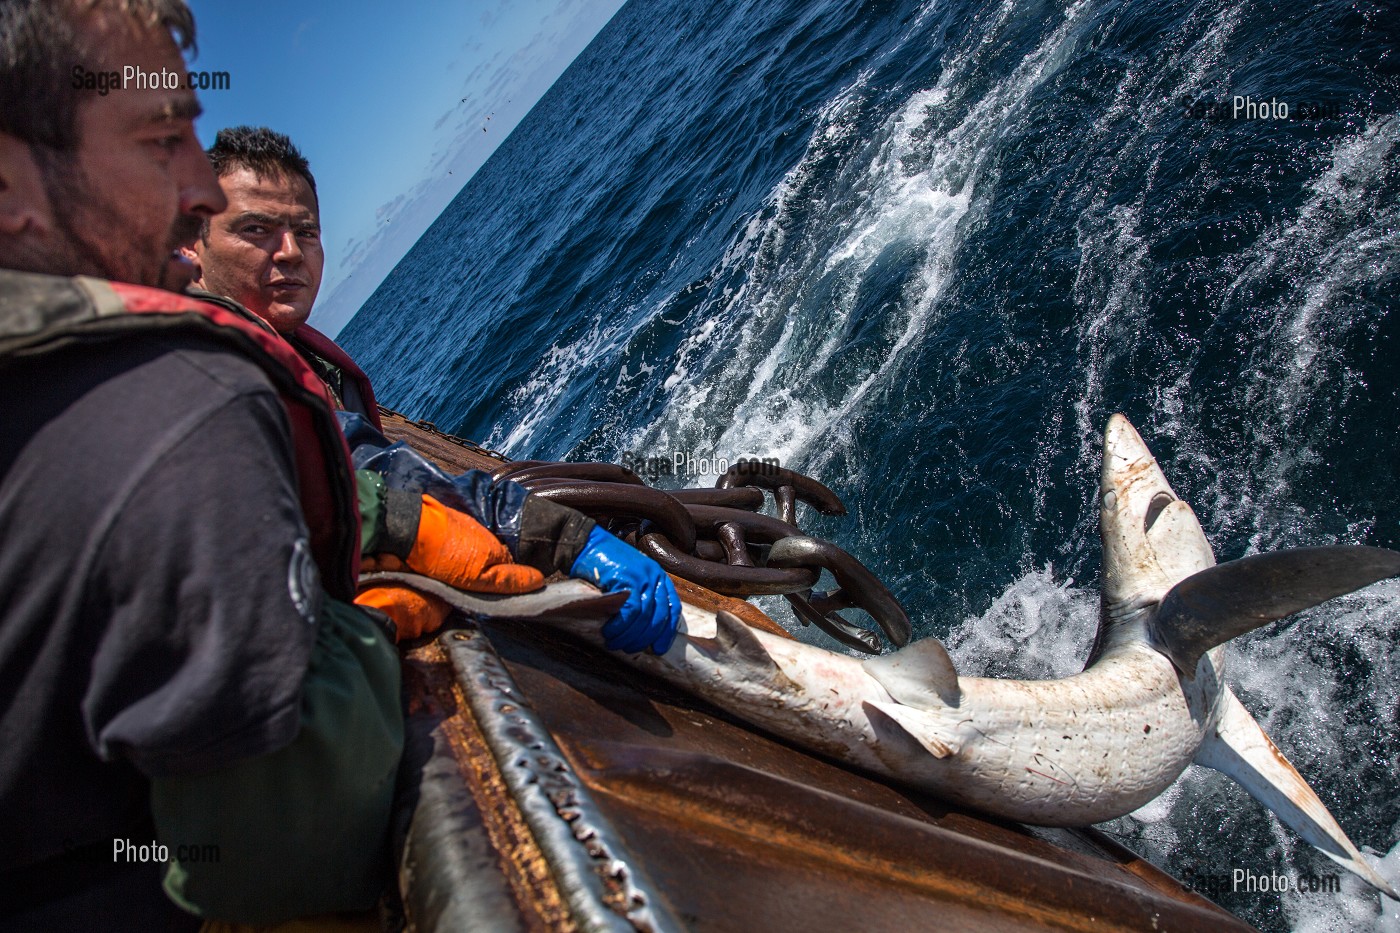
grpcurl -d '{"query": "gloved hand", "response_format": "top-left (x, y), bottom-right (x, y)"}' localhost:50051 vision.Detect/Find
top-left (356, 584), bottom-right (451, 643)
top-left (569, 526), bottom-right (681, 654)
top-left (407, 494), bottom-right (545, 594)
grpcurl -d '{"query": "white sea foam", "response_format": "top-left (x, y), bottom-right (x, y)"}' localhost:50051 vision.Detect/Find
top-left (1061, 5), bottom-right (1243, 479)
top-left (942, 568), bottom-right (1096, 680)
top-left (1194, 115), bottom-right (1398, 557)
top-left (486, 312), bottom-right (630, 456)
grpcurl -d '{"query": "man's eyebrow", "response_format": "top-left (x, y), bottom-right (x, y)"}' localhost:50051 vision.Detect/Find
top-left (150, 96), bottom-right (203, 123)
top-left (229, 211), bottom-right (282, 226)
top-left (228, 211), bottom-right (320, 228)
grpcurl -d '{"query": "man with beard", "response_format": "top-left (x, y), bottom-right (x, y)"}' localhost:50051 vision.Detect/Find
top-left (0, 4), bottom-right (680, 929)
top-left (3, 1), bottom-right (405, 929)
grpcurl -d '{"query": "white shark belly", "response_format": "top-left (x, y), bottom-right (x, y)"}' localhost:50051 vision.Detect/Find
top-left (930, 651), bottom-right (1210, 824)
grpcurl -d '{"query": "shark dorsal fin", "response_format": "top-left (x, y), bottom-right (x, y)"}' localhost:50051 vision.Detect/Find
top-left (862, 637), bottom-right (960, 709)
top-left (711, 609), bottom-right (775, 667)
top-left (1154, 545), bottom-right (1400, 676)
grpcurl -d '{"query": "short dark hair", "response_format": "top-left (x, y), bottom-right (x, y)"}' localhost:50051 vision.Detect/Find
top-left (206, 126), bottom-right (318, 200)
top-left (0, 0), bottom-right (196, 151)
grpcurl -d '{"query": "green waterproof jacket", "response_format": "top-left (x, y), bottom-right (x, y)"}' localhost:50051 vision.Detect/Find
top-left (152, 596), bottom-right (403, 925)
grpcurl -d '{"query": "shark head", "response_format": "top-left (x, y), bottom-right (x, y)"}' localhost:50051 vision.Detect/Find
top-left (1099, 414), bottom-right (1217, 614)
top-left (1101, 413), bottom-right (1400, 678)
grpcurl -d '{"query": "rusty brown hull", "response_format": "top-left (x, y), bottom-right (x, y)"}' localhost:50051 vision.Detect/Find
top-left (380, 409), bottom-right (1254, 933)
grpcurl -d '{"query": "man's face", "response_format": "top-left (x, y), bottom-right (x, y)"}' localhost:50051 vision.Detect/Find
top-left (192, 167), bottom-right (323, 334)
top-left (2, 9), bottom-right (226, 289)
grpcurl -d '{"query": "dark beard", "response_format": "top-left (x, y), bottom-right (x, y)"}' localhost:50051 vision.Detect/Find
top-left (34, 145), bottom-right (202, 290)
top-left (32, 146), bottom-right (115, 281)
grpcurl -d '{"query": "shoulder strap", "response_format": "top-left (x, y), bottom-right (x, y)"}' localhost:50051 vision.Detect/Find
top-left (289, 323), bottom-right (383, 431)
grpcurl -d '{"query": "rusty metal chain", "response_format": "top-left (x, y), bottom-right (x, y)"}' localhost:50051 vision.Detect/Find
top-left (504, 457), bottom-right (911, 654)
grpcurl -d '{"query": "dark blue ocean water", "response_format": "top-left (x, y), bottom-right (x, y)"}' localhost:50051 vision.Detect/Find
top-left (340, 0), bottom-right (1400, 928)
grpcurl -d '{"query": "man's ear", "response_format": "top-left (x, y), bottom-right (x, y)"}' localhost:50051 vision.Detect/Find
top-left (0, 132), bottom-right (51, 237)
top-left (178, 243), bottom-right (203, 284)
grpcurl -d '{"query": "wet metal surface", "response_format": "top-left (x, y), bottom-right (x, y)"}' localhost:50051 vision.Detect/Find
top-left (398, 642), bottom-right (574, 933)
top-left (440, 628), bottom-right (680, 933)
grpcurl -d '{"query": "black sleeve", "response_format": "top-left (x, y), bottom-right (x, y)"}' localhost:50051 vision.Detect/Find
top-left (356, 468), bottom-right (421, 559)
top-left (85, 386), bottom-right (321, 779)
top-left (515, 496), bottom-right (596, 575)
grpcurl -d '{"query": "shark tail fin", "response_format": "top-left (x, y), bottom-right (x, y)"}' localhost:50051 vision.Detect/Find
top-left (1195, 686), bottom-right (1398, 900)
top-left (1153, 545), bottom-right (1400, 676)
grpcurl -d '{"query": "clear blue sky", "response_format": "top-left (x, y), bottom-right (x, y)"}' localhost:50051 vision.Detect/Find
top-left (185, 0), bottom-right (626, 336)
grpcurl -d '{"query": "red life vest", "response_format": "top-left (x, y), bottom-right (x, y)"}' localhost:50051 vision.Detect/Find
top-left (182, 288), bottom-right (383, 432)
top-left (0, 271), bottom-right (360, 600)
top-left (289, 323), bottom-right (383, 432)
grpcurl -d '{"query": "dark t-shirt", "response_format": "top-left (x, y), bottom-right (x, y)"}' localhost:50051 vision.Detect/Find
top-left (0, 331), bottom-right (322, 928)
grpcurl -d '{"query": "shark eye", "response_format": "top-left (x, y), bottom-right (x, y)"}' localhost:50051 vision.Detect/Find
top-left (1144, 492), bottom-right (1174, 532)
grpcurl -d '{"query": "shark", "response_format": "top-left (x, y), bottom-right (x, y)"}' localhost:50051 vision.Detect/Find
top-left (381, 414), bottom-right (1400, 898)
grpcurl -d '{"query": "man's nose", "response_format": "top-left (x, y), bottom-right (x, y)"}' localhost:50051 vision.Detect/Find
top-left (181, 146), bottom-right (227, 220)
top-left (273, 232), bottom-right (303, 263)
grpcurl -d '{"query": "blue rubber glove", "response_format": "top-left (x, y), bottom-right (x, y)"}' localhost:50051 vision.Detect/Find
top-left (569, 526), bottom-right (681, 654)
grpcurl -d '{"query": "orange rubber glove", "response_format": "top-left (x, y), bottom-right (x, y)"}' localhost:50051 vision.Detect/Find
top-left (405, 495), bottom-right (545, 594)
top-left (355, 584), bottom-right (452, 643)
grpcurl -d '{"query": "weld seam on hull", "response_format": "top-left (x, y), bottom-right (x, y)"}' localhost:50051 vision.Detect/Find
top-left (442, 628), bottom-right (681, 933)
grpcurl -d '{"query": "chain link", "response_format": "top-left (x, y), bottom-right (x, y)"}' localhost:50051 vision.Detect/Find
top-left (499, 458), bottom-right (912, 654)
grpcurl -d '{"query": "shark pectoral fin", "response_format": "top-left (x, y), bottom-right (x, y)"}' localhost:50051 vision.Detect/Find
top-left (861, 637), bottom-right (960, 709)
top-left (863, 700), bottom-right (962, 759)
top-left (1195, 687), bottom-right (1399, 900)
top-left (1153, 545), bottom-right (1400, 675)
